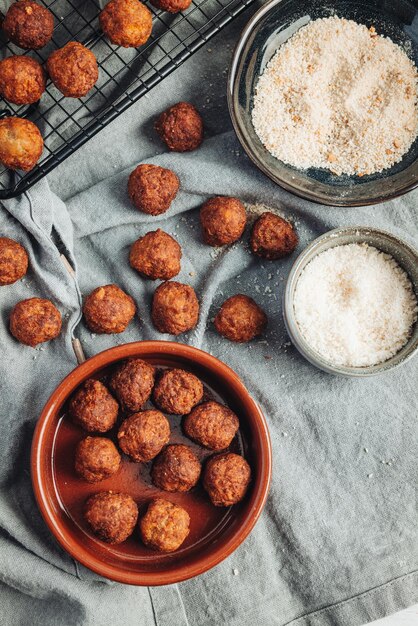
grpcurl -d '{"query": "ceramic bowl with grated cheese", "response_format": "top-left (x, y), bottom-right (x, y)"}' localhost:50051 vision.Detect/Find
top-left (283, 227), bottom-right (418, 376)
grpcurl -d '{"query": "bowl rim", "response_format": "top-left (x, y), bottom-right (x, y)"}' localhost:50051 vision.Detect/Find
top-left (31, 340), bottom-right (272, 586)
top-left (283, 226), bottom-right (418, 376)
top-left (227, 0), bottom-right (418, 207)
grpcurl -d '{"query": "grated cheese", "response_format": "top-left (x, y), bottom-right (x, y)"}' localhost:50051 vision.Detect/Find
top-left (293, 244), bottom-right (417, 367)
top-left (252, 16), bottom-right (418, 176)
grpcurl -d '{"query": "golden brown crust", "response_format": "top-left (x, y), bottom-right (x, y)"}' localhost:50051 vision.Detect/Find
top-left (250, 212), bottom-right (298, 259)
top-left (214, 294), bottom-right (267, 343)
top-left (130, 229), bottom-right (181, 279)
top-left (100, 0), bottom-right (152, 48)
top-left (152, 281), bottom-right (199, 335)
top-left (139, 498), bottom-right (190, 552)
top-left (203, 452), bottom-right (251, 506)
top-left (2, 1), bottom-right (54, 50)
top-left (153, 368), bottom-right (203, 414)
top-left (200, 196), bottom-right (247, 246)
top-left (69, 379), bottom-right (119, 433)
top-left (155, 102), bottom-right (203, 152)
top-left (117, 410), bottom-right (170, 462)
top-left (83, 284), bottom-right (136, 334)
top-left (149, 0), bottom-right (191, 12)
top-left (183, 401), bottom-right (239, 450)
top-left (128, 164), bottom-right (179, 215)
top-left (0, 117), bottom-right (43, 171)
top-left (0, 237), bottom-right (28, 285)
top-left (9, 297), bottom-right (61, 346)
top-left (109, 358), bottom-right (155, 412)
top-left (75, 436), bottom-right (121, 482)
top-left (46, 42), bottom-right (98, 98)
top-left (84, 491), bottom-right (138, 543)
top-left (0, 56), bottom-right (45, 105)
top-left (151, 444), bottom-right (201, 492)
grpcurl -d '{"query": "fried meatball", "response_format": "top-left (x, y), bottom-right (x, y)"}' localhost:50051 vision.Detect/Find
top-left (46, 42), bottom-right (98, 98)
top-left (83, 284), bottom-right (136, 334)
top-left (109, 358), bottom-right (155, 412)
top-left (84, 491), bottom-right (138, 543)
top-left (0, 237), bottom-right (28, 285)
top-left (151, 444), bottom-right (201, 492)
top-left (153, 368), bottom-right (203, 415)
top-left (150, 0), bottom-right (191, 12)
top-left (117, 410), bottom-right (170, 462)
top-left (155, 102), bottom-right (203, 152)
top-left (69, 379), bottom-right (119, 433)
top-left (0, 56), bottom-right (45, 105)
top-left (200, 196), bottom-right (247, 247)
top-left (203, 452), bottom-right (251, 506)
top-left (214, 294), bottom-right (267, 343)
top-left (128, 164), bottom-right (179, 215)
top-left (75, 436), bottom-right (121, 483)
top-left (10, 297), bottom-right (61, 347)
top-left (183, 401), bottom-right (239, 450)
top-left (0, 117), bottom-right (43, 171)
top-left (130, 229), bottom-right (181, 280)
top-left (152, 281), bottom-right (199, 335)
top-left (2, 0), bottom-right (54, 50)
top-left (140, 498), bottom-right (190, 552)
top-left (100, 0), bottom-right (152, 48)
top-left (250, 212), bottom-right (298, 259)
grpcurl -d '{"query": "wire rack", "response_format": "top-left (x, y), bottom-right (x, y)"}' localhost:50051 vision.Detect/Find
top-left (0, 0), bottom-right (256, 199)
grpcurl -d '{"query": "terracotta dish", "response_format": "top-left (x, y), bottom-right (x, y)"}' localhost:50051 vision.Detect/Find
top-left (31, 341), bottom-right (272, 585)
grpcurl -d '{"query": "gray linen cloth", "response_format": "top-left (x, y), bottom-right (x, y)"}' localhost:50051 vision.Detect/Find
top-left (1, 4), bottom-right (418, 626)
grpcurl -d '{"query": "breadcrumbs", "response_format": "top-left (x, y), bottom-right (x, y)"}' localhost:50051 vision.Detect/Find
top-left (252, 16), bottom-right (418, 176)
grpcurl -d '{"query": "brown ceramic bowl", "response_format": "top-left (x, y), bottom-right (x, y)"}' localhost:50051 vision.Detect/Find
top-left (31, 341), bottom-right (272, 586)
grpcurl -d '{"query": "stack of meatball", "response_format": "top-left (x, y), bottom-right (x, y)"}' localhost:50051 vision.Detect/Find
top-left (0, 0), bottom-right (194, 172)
top-left (0, 235), bottom-right (63, 346)
top-left (69, 359), bottom-right (251, 551)
top-left (2, 94), bottom-right (298, 349)
top-left (81, 100), bottom-right (298, 344)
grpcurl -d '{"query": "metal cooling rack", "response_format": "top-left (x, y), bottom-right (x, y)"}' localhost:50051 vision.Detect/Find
top-left (0, 0), bottom-right (256, 199)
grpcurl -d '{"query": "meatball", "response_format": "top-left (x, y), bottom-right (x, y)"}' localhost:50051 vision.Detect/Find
top-left (84, 491), bottom-right (138, 544)
top-left (200, 196), bottom-right (247, 247)
top-left (150, 0), bottom-right (191, 12)
top-left (100, 0), bottom-right (152, 48)
top-left (214, 294), bottom-right (267, 343)
top-left (75, 436), bottom-right (121, 483)
top-left (152, 281), bottom-right (199, 335)
top-left (130, 229), bottom-right (181, 280)
top-left (109, 358), bottom-right (155, 412)
top-left (155, 102), bottom-right (203, 152)
top-left (203, 452), bottom-right (251, 506)
top-left (0, 237), bottom-right (28, 285)
top-left (250, 212), bottom-right (298, 259)
top-left (153, 368), bottom-right (203, 415)
top-left (2, 0), bottom-right (54, 50)
top-left (10, 297), bottom-right (61, 347)
top-left (83, 284), bottom-right (136, 334)
top-left (151, 444), bottom-right (201, 492)
top-left (117, 410), bottom-right (170, 462)
top-left (128, 164), bottom-right (179, 215)
top-left (69, 379), bottom-right (119, 433)
top-left (0, 117), bottom-right (43, 171)
top-left (139, 498), bottom-right (190, 552)
top-left (183, 401), bottom-right (239, 450)
top-left (46, 42), bottom-right (98, 98)
top-left (0, 56), bottom-right (45, 105)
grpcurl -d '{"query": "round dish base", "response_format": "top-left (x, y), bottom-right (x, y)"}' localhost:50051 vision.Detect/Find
top-left (31, 341), bottom-right (272, 585)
